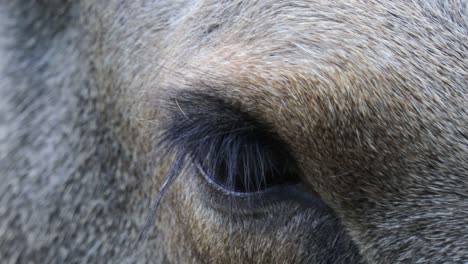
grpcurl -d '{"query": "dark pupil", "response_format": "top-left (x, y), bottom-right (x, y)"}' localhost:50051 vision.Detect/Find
top-left (201, 133), bottom-right (296, 193)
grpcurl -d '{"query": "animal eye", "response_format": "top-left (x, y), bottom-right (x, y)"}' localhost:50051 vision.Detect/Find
top-left (193, 124), bottom-right (299, 194)
top-left (159, 92), bottom-right (300, 195)
top-left (195, 128), bottom-right (297, 193)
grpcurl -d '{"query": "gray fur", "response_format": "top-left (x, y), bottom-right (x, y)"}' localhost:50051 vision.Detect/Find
top-left (0, 1), bottom-right (466, 263)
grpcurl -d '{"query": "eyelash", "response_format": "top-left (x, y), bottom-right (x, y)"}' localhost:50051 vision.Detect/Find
top-left (157, 93), bottom-right (300, 195)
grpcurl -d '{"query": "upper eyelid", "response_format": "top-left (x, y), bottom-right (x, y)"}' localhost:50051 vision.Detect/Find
top-left (160, 90), bottom-right (271, 151)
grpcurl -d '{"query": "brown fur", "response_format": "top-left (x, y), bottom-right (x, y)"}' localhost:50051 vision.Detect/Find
top-left (0, 1), bottom-right (466, 263)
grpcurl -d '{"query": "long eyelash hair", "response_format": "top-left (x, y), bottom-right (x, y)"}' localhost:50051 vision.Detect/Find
top-left (132, 90), bottom-right (299, 253)
top-left (161, 91), bottom-right (299, 193)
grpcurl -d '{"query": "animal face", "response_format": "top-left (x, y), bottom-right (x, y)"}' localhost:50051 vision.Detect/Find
top-left (0, 1), bottom-right (466, 263)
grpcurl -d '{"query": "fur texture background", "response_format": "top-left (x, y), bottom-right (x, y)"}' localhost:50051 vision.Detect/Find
top-left (0, 1), bottom-right (466, 263)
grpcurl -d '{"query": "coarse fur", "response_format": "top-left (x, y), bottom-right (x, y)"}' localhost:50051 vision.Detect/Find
top-left (0, 0), bottom-right (466, 263)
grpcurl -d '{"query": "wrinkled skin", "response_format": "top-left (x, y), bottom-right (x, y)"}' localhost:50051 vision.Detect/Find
top-left (0, 1), bottom-right (467, 263)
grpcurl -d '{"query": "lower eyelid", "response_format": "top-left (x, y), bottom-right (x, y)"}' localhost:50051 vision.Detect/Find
top-left (194, 161), bottom-right (327, 210)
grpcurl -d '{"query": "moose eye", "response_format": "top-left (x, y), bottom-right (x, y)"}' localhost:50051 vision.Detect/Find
top-left (158, 91), bottom-right (300, 195)
top-left (193, 127), bottom-right (298, 194)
